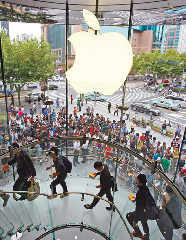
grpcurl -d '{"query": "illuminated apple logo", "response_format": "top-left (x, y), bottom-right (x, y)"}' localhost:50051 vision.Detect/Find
top-left (66, 9), bottom-right (133, 95)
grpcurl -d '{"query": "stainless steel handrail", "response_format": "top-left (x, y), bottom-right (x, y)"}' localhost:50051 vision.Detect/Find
top-left (0, 135), bottom-right (185, 205)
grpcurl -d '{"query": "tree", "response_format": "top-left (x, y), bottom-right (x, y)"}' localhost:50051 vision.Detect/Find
top-left (1, 32), bottom-right (57, 105)
top-left (131, 48), bottom-right (186, 78)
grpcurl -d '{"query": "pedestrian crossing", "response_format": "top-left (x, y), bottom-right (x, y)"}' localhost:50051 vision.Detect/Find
top-left (49, 81), bottom-right (145, 93)
top-left (46, 87), bottom-right (155, 109)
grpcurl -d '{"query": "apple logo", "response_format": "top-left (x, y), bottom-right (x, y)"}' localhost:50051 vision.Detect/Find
top-left (66, 9), bottom-right (133, 95)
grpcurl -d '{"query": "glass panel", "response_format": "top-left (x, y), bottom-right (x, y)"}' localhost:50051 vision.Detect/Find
top-left (0, 140), bottom-right (185, 239)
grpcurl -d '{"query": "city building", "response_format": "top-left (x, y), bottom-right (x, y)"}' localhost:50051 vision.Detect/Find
top-left (165, 25), bottom-right (181, 51)
top-left (132, 25), bottom-right (167, 54)
top-left (19, 33), bottom-right (35, 41)
top-left (1, 21), bottom-right (9, 37)
top-left (177, 25), bottom-right (186, 54)
top-left (41, 24), bottom-right (75, 66)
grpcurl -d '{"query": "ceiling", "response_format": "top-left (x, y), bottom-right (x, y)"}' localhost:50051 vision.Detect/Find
top-left (0, 0), bottom-right (185, 25)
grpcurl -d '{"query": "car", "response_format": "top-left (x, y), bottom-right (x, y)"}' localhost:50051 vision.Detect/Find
top-left (162, 79), bottom-right (169, 83)
top-left (25, 92), bottom-right (41, 102)
top-left (85, 93), bottom-right (107, 101)
top-left (27, 83), bottom-right (38, 89)
top-left (152, 99), bottom-right (179, 110)
top-left (41, 84), bottom-right (58, 91)
top-left (130, 102), bottom-right (161, 116)
top-left (49, 84), bottom-right (58, 90)
top-left (52, 75), bottom-right (61, 81)
top-left (0, 90), bottom-right (14, 97)
top-left (165, 95), bottom-right (186, 108)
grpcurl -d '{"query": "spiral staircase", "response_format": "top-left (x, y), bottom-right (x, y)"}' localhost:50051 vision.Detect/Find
top-left (0, 137), bottom-right (185, 240)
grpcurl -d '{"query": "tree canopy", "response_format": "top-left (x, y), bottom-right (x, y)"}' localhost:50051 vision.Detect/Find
top-left (1, 31), bottom-right (56, 84)
top-left (131, 48), bottom-right (186, 77)
top-left (0, 31), bottom-right (57, 105)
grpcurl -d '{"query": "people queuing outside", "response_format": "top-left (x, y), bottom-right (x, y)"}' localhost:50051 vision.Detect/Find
top-left (0, 95), bottom-right (185, 206)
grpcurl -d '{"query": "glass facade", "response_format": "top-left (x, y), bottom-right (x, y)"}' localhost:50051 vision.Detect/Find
top-left (139, 25), bottom-right (166, 52)
top-left (48, 24), bottom-right (71, 63)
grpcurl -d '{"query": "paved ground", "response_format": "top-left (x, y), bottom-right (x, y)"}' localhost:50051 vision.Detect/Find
top-left (0, 79), bottom-right (185, 147)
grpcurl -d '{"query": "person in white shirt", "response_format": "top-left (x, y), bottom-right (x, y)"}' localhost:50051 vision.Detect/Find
top-left (21, 106), bottom-right (24, 113)
top-left (145, 123), bottom-right (151, 137)
top-left (61, 101), bottom-right (66, 111)
top-left (73, 140), bottom-right (81, 166)
top-left (122, 113), bottom-right (126, 125)
top-left (151, 137), bottom-right (157, 153)
top-left (126, 108), bottom-right (130, 120)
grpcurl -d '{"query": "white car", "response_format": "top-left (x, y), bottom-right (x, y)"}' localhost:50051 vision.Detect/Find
top-left (25, 93), bottom-right (41, 102)
top-left (52, 75), bottom-right (61, 81)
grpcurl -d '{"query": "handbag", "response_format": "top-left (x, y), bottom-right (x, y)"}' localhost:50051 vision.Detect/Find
top-left (27, 180), bottom-right (40, 201)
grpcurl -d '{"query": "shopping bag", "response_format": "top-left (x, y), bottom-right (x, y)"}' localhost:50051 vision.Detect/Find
top-left (162, 129), bottom-right (166, 135)
top-left (27, 180), bottom-right (40, 201)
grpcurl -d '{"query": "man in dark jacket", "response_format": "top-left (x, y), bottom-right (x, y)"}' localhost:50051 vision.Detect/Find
top-left (126, 174), bottom-right (157, 240)
top-left (2, 142), bottom-right (36, 201)
top-left (157, 185), bottom-right (182, 240)
top-left (46, 146), bottom-right (68, 199)
top-left (84, 161), bottom-right (114, 211)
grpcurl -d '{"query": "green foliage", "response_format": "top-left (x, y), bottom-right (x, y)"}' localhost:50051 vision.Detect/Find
top-left (131, 48), bottom-right (186, 77)
top-left (0, 114), bottom-right (6, 121)
top-left (0, 31), bottom-right (57, 105)
top-left (1, 32), bottom-right (56, 84)
top-left (172, 87), bottom-right (186, 92)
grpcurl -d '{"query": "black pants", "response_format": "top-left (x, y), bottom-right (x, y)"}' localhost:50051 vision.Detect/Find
top-left (126, 211), bottom-right (149, 238)
top-left (90, 187), bottom-right (113, 208)
top-left (50, 174), bottom-right (68, 194)
top-left (13, 176), bottom-right (30, 192)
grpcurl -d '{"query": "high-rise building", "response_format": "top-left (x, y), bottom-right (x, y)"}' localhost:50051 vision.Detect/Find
top-left (1, 21), bottom-right (9, 37)
top-left (132, 25), bottom-right (167, 54)
top-left (177, 25), bottom-right (186, 54)
top-left (19, 33), bottom-right (35, 41)
top-left (41, 24), bottom-right (74, 65)
top-left (165, 25), bottom-right (181, 51)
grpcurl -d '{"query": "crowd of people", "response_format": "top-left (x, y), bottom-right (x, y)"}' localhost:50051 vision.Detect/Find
top-left (0, 98), bottom-right (185, 193)
top-left (0, 97), bottom-right (185, 240)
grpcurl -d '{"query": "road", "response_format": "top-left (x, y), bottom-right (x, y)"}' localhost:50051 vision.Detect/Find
top-left (0, 80), bottom-right (185, 132)
top-left (38, 81), bottom-right (186, 130)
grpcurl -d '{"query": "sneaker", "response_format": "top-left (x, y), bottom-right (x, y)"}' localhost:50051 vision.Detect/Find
top-left (84, 204), bottom-right (93, 209)
top-left (19, 196), bottom-right (26, 201)
top-left (132, 231), bottom-right (143, 238)
top-left (3, 194), bottom-right (10, 207)
top-left (60, 193), bottom-right (69, 198)
top-left (106, 206), bottom-right (115, 212)
top-left (47, 195), bottom-right (58, 199)
top-left (13, 193), bottom-right (19, 201)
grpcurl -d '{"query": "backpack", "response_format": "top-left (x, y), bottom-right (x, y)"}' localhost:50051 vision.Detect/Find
top-left (60, 155), bottom-right (72, 173)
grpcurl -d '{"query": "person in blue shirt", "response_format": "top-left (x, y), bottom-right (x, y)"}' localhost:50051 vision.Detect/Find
top-left (154, 149), bottom-right (161, 161)
top-left (145, 168), bottom-right (153, 188)
top-left (175, 125), bottom-right (181, 138)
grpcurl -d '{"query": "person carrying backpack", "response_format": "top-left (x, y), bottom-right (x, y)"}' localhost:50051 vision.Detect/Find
top-left (46, 146), bottom-right (70, 199)
top-left (126, 174), bottom-right (158, 240)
